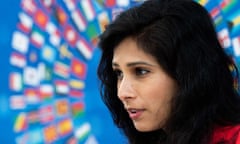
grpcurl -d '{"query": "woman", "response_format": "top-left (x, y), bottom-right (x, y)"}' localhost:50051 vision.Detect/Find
top-left (97, 0), bottom-right (240, 143)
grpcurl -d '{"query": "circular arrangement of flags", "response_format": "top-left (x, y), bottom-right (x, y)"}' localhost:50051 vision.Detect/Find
top-left (2, 0), bottom-right (240, 144)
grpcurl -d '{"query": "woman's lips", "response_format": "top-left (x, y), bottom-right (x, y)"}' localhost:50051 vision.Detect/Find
top-left (127, 108), bottom-right (145, 120)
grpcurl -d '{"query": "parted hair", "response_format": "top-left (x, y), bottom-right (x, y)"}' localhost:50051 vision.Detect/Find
top-left (97, 0), bottom-right (240, 143)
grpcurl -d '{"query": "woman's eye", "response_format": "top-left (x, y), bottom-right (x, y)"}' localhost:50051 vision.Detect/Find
top-left (135, 68), bottom-right (149, 76)
top-left (114, 70), bottom-right (123, 80)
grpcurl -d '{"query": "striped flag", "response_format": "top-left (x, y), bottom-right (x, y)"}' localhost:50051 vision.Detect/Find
top-left (217, 28), bottom-right (231, 48)
top-left (80, 0), bottom-right (96, 21)
top-left (31, 29), bottom-right (45, 48)
top-left (232, 37), bottom-right (240, 56)
top-left (54, 61), bottom-right (70, 78)
top-left (10, 95), bottom-right (26, 110)
top-left (10, 52), bottom-right (26, 68)
top-left (21, 0), bottom-right (37, 15)
top-left (17, 12), bottom-right (33, 34)
top-left (14, 112), bottom-right (28, 132)
top-left (71, 102), bottom-right (84, 117)
top-left (63, 0), bottom-right (76, 12)
top-left (71, 10), bottom-right (87, 32)
top-left (55, 80), bottom-right (69, 95)
top-left (220, 0), bottom-right (237, 13)
top-left (76, 38), bottom-right (93, 60)
top-left (9, 72), bottom-right (23, 92)
top-left (39, 84), bottom-right (54, 101)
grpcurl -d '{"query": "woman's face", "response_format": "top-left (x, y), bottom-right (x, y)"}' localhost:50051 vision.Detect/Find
top-left (112, 37), bottom-right (178, 132)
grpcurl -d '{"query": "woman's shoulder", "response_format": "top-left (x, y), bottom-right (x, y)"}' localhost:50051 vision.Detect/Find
top-left (210, 124), bottom-right (240, 144)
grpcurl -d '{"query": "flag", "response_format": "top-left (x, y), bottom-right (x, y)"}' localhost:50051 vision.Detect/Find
top-left (85, 22), bottom-right (99, 46)
top-left (55, 6), bottom-right (68, 25)
top-left (43, 125), bottom-right (58, 143)
top-left (9, 72), bottom-right (22, 91)
top-left (12, 31), bottom-right (29, 54)
top-left (63, 0), bottom-right (76, 12)
top-left (54, 61), bottom-right (70, 78)
top-left (27, 110), bottom-right (39, 124)
top-left (38, 62), bottom-right (53, 81)
top-left (220, 0), bottom-right (237, 13)
top-left (49, 30), bottom-right (61, 46)
top-left (21, 0), bottom-right (37, 15)
top-left (80, 0), bottom-right (96, 21)
top-left (24, 66), bottom-right (40, 86)
top-left (41, 45), bottom-right (56, 63)
top-left (24, 88), bottom-right (40, 104)
top-left (57, 118), bottom-right (73, 137)
top-left (71, 102), bottom-right (84, 117)
top-left (217, 28), bottom-right (231, 48)
top-left (39, 84), bottom-right (53, 101)
top-left (17, 12), bottom-right (33, 34)
top-left (97, 11), bottom-right (110, 32)
top-left (10, 95), bottom-right (26, 110)
top-left (55, 80), bottom-right (69, 95)
top-left (31, 29), bottom-right (45, 48)
top-left (232, 37), bottom-right (240, 56)
top-left (55, 99), bottom-right (70, 117)
top-left (69, 89), bottom-right (84, 98)
top-left (40, 0), bottom-right (55, 12)
top-left (210, 7), bottom-right (223, 26)
top-left (34, 9), bottom-right (49, 30)
top-left (69, 79), bottom-right (85, 89)
top-left (76, 38), bottom-right (93, 59)
top-left (104, 0), bottom-right (116, 7)
top-left (75, 123), bottom-right (91, 140)
top-left (10, 52), bottom-right (26, 68)
top-left (39, 105), bottom-right (55, 123)
top-left (195, 0), bottom-right (208, 6)
top-left (63, 25), bottom-right (78, 47)
top-left (14, 112), bottom-right (28, 132)
top-left (59, 43), bottom-right (73, 59)
top-left (117, 0), bottom-right (130, 7)
top-left (70, 58), bottom-right (87, 79)
top-left (71, 10), bottom-right (87, 32)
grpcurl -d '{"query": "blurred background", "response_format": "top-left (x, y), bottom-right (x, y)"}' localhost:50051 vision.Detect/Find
top-left (0, 0), bottom-right (240, 144)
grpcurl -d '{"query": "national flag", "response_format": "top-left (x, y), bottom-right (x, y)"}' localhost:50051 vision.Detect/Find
top-left (71, 10), bottom-right (87, 32)
top-left (10, 95), bottom-right (26, 110)
top-left (17, 12), bottom-right (33, 34)
top-left (55, 99), bottom-right (70, 117)
top-left (55, 6), bottom-right (68, 25)
top-left (55, 80), bottom-right (70, 95)
top-left (9, 72), bottom-right (22, 91)
top-left (104, 0), bottom-right (116, 7)
top-left (76, 38), bottom-right (93, 60)
top-left (80, 0), bottom-right (96, 21)
top-left (69, 89), bottom-right (84, 98)
top-left (14, 112), bottom-right (28, 132)
top-left (57, 118), bottom-right (73, 137)
top-left (210, 7), bottom-right (223, 26)
top-left (232, 37), bottom-right (240, 56)
top-left (24, 66), bottom-right (40, 86)
top-left (220, 0), bottom-right (237, 13)
top-left (24, 88), bottom-right (40, 104)
top-left (40, 0), bottom-right (55, 12)
top-left (195, 0), bottom-right (208, 6)
top-left (29, 50), bottom-right (38, 63)
top-left (12, 31), bottom-right (29, 54)
top-left (85, 22), bottom-right (99, 47)
top-left (27, 110), bottom-right (39, 124)
top-left (71, 58), bottom-right (87, 79)
top-left (69, 79), bottom-right (85, 89)
top-left (117, 0), bottom-right (130, 7)
top-left (217, 28), bottom-right (231, 48)
top-left (50, 30), bottom-right (61, 47)
top-left (21, 0), bottom-right (37, 15)
top-left (43, 125), bottom-right (58, 143)
top-left (39, 105), bottom-right (55, 123)
top-left (30, 29), bottom-right (45, 48)
top-left (63, 0), bottom-right (76, 12)
top-left (97, 11), bottom-right (110, 32)
top-left (10, 52), bottom-right (26, 68)
top-left (63, 25), bottom-right (78, 47)
top-left (41, 45), bottom-right (56, 63)
top-left (59, 43), bottom-right (73, 59)
top-left (54, 61), bottom-right (70, 78)
top-left (71, 102), bottom-right (84, 117)
top-left (34, 9), bottom-right (49, 30)
top-left (39, 84), bottom-right (53, 101)
top-left (74, 123), bottom-right (91, 140)
top-left (38, 62), bottom-right (53, 81)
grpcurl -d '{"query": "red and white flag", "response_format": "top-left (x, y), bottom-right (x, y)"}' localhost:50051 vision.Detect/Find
top-left (76, 38), bottom-right (93, 60)
top-left (10, 95), bottom-right (26, 110)
top-left (80, 0), bottom-right (96, 21)
top-left (21, 0), bottom-right (37, 15)
top-left (232, 37), bottom-right (240, 56)
top-left (55, 80), bottom-right (70, 95)
top-left (54, 61), bottom-right (70, 78)
top-left (71, 10), bottom-right (87, 32)
top-left (17, 12), bottom-right (33, 34)
top-left (10, 52), bottom-right (26, 68)
top-left (9, 72), bottom-right (22, 91)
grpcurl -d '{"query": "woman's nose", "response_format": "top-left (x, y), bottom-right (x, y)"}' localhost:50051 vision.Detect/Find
top-left (117, 77), bottom-right (135, 101)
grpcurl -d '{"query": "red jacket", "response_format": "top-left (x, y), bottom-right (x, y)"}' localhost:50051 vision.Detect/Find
top-left (210, 125), bottom-right (240, 144)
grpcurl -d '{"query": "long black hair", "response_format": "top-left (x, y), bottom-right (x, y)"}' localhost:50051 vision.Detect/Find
top-left (97, 0), bottom-right (240, 143)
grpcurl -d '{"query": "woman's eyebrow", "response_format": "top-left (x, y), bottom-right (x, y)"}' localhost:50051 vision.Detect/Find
top-left (112, 61), bottom-right (155, 67)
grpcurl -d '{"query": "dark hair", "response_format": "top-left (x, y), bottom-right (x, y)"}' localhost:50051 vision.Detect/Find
top-left (97, 0), bottom-right (240, 143)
